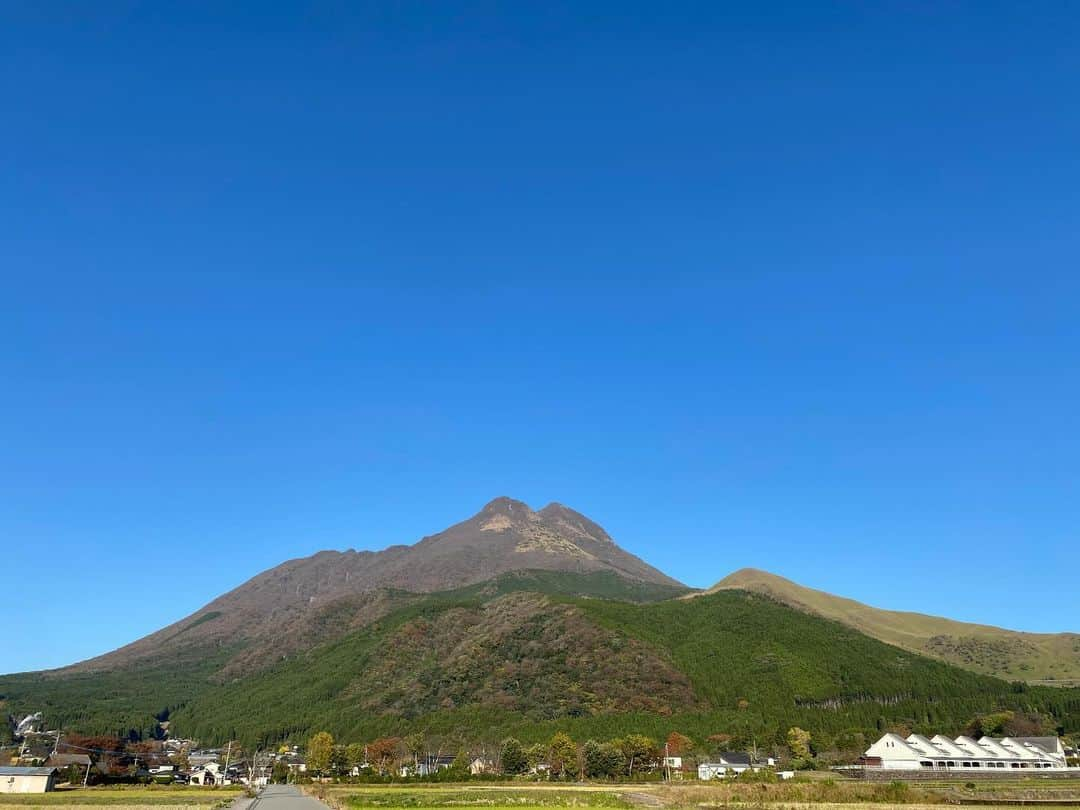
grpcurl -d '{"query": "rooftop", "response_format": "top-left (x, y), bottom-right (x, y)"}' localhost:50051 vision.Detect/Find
top-left (0, 766), bottom-right (57, 776)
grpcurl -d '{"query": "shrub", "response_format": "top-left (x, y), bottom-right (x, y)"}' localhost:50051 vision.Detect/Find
top-left (883, 780), bottom-right (910, 803)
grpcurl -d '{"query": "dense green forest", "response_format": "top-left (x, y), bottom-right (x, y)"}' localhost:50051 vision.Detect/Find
top-left (3, 580), bottom-right (1078, 753)
top-left (0, 570), bottom-right (683, 739)
top-left (167, 589), bottom-right (1080, 749)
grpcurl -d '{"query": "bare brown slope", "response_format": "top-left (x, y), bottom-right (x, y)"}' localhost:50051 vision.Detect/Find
top-left (67, 497), bottom-right (682, 672)
top-left (703, 568), bottom-right (1080, 685)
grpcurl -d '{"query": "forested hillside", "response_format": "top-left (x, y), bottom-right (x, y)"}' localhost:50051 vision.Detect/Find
top-left (7, 581), bottom-right (1074, 754)
top-left (0, 570), bottom-right (684, 740)
top-left (704, 569), bottom-right (1080, 685)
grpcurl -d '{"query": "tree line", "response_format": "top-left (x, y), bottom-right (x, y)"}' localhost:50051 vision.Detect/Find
top-left (297, 728), bottom-right (813, 781)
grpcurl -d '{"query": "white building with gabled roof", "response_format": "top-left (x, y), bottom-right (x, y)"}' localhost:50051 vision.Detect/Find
top-left (864, 733), bottom-right (1067, 771)
top-left (0, 767), bottom-right (57, 794)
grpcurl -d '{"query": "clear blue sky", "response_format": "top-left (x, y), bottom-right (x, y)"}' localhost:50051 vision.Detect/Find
top-left (3, 2), bottom-right (1078, 674)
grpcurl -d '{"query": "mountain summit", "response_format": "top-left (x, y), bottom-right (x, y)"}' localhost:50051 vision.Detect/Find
top-left (401, 497), bottom-right (673, 590)
top-left (72, 497), bottom-right (682, 672)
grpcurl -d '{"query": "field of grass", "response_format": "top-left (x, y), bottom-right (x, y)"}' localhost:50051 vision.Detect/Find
top-left (311, 785), bottom-right (638, 810)
top-left (309, 778), bottom-right (1080, 810)
top-left (339, 787), bottom-right (632, 807)
top-left (0, 784), bottom-right (242, 808)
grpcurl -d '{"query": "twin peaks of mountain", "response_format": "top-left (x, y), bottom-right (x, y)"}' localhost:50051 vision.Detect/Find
top-left (64, 496), bottom-right (1080, 686)
top-left (256, 495), bottom-right (680, 603)
top-left (404, 496), bottom-right (680, 589)
top-left (370, 496), bottom-right (679, 590)
top-left (11, 496), bottom-right (1080, 747)
top-left (75, 497), bottom-right (681, 671)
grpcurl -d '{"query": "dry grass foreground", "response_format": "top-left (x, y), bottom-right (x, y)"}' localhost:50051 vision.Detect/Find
top-left (0, 784), bottom-right (241, 808)
top-left (306, 779), bottom-right (1080, 810)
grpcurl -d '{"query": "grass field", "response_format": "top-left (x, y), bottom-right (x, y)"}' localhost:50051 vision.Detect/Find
top-left (0, 784), bottom-right (242, 808)
top-left (308, 778), bottom-right (1080, 810)
top-left (337, 788), bottom-right (633, 807)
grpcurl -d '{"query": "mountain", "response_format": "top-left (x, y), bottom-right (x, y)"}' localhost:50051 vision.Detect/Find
top-left (169, 586), bottom-right (1067, 746)
top-left (703, 568), bottom-right (1080, 686)
top-left (69, 497), bottom-right (686, 673)
top-left (2, 501), bottom-right (1078, 752)
top-left (7, 582), bottom-right (1078, 751)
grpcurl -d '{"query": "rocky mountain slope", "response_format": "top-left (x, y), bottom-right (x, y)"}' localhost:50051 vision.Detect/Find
top-left (66, 497), bottom-right (686, 672)
top-left (703, 568), bottom-right (1080, 685)
top-left (3, 501), bottom-right (1079, 750)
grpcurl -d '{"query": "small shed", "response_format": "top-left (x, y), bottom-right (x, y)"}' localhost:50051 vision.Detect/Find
top-left (0, 766), bottom-right (58, 794)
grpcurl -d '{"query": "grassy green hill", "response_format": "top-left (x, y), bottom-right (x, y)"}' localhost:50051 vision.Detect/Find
top-left (703, 569), bottom-right (1080, 686)
top-left (171, 587), bottom-right (1080, 749)
top-left (6, 576), bottom-right (1076, 754)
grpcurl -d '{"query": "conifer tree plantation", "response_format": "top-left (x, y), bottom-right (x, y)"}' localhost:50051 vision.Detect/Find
top-left (3, 580), bottom-right (1079, 758)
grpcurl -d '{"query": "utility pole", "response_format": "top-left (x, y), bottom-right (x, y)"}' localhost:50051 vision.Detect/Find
top-left (223, 741), bottom-right (233, 785)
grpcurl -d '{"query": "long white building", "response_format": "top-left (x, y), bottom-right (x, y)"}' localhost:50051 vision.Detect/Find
top-left (864, 733), bottom-right (1067, 771)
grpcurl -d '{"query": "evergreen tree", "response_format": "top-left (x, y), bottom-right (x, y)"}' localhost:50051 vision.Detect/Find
top-left (346, 743), bottom-right (367, 772)
top-left (582, 740), bottom-right (604, 779)
top-left (500, 737), bottom-right (527, 775)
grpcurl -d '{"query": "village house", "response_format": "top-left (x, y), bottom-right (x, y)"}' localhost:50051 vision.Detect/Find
top-left (0, 766), bottom-right (57, 794)
top-left (148, 764), bottom-right (176, 783)
top-left (16, 735), bottom-right (56, 765)
top-left (163, 738), bottom-right (196, 755)
top-left (698, 752), bottom-right (780, 780)
top-left (187, 761), bottom-right (236, 786)
top-left (399, 754), bottom-right (456, 778)
top-left (279, 752), bottom-right (307, 775)
top-left (245, 753), bottom-right (275, 787)
top-left (661, 755), bottom-right (687, 780)
top-left (862, 733), bottom-right (1068, 771)
top-left (188, 750), bottom-right (220, 768)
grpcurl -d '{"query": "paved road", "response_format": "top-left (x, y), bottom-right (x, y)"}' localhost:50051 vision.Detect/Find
top-left (239, 784), bottom-right (333, 809)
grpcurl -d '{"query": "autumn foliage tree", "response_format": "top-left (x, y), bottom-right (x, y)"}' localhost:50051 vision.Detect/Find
top-left (787, 727), bottom-right (813, 769)
top-left (367, 736), bottom-right (402, 776)
top-left (617, 734), bottom-right (656, 776)
top-left (548, 732), bottom-right (577, 779)
top-left (307, 731), bottom-right (334, 777)
top-left (666, 732), bottom-right (693, 756)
